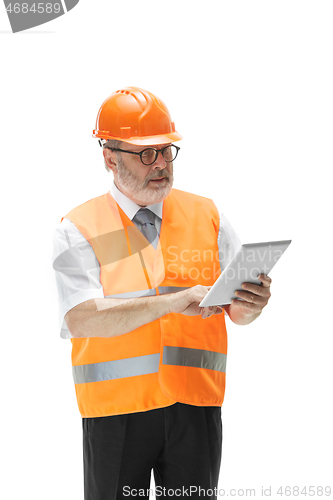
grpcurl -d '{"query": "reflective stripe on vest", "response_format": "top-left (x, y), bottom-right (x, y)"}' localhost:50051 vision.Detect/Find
top-left (163, 346), bottom-right (227, 373)
top-left (73, 352), bottom-right (160, 384)
top-left (73, 347), bottom-right (227, 385)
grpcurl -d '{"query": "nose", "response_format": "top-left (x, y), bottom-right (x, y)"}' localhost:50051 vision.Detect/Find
top-left (152, 149), bottom-right (167, 169)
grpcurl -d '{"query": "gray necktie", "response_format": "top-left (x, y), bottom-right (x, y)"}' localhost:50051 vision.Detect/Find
top-left (133, 208), bottom-right (159, 249)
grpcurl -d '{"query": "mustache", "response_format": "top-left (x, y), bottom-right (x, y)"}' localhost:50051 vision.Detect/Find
top-left (147, 171), bottom-right (171, 181)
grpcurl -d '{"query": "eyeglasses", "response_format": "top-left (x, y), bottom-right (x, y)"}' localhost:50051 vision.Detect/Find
top-left (107, 144), bottom-right (180, 166)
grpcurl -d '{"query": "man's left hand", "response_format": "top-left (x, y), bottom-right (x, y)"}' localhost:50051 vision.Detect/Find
top-left (224, 274), bottom-right (272, 325)
top-left (234, 274), bottom-right (272, 313)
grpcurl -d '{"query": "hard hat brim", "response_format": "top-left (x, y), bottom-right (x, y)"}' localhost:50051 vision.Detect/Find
top-left (93, 130), bottom-right (183, 146)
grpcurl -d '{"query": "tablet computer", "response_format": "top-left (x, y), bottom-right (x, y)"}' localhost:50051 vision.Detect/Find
top-left (199, 240), bottom-right (291, 308)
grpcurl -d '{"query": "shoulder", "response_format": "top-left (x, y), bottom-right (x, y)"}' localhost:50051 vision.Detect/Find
top-left (63, 192), bottom-right (109, 223)
top-left (52, 217), bottom-right (91, 256)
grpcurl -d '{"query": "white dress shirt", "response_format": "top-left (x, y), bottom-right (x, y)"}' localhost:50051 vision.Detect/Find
top-left (52, 182), bottom-right (242, 339)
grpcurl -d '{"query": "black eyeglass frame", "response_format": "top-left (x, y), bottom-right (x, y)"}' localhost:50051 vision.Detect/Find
top-left (106, 144), bottom-right (180, 166)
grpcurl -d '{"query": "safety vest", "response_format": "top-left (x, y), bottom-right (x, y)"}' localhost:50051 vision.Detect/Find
top-left (62, 188), bottom-right (228, 418)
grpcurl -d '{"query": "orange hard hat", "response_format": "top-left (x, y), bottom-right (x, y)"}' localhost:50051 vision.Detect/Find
top-left (93, 87), bottom-right (182, 146)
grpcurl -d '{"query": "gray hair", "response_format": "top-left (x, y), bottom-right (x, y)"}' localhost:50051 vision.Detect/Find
top-left (102, 139), bottom-right (123, 173)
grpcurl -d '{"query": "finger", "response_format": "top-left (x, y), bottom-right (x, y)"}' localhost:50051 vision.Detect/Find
top-left (234, 290), bottom-right (266, 304)
top-left (209, 306), bottom-right (219, 316)
top-left (201, 306), bottom-right (210, 319)
top-left (258, 274), bottom-right (272, 287)
top-left (231, 298), bottom-right (263, 313)
top-left (202, 305), bottom-right (219, 319)
top-left (204, 306), bottom-right (214, 315)
top-left (241, 282), bottom-right (270, 298)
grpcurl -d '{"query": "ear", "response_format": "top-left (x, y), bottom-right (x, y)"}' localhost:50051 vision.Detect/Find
top-left (103, 148), bottom-right (118, 173)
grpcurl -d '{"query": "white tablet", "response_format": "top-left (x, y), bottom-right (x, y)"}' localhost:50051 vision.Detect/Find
top-left (199, 240), bottom-right (291, 307)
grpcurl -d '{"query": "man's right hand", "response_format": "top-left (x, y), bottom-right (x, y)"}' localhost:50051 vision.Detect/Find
top-left (168, 285), bottom-right (223, 319)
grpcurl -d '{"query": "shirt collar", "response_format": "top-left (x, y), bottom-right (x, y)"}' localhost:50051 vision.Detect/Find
top-left (110, 181), bottom-right (163, 221)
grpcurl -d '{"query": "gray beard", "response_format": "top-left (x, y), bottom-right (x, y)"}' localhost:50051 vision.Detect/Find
top-left (116, 156), bottom-right (174, 205)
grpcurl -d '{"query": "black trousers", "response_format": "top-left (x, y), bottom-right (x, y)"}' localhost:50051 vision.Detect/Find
top-left (82, 402), bottom-right (222, 500)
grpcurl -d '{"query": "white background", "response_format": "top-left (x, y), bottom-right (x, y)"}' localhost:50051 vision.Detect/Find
top-left (1, 1), bottom-right (332, 498)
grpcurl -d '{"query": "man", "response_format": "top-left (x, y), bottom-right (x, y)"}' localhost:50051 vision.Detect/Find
top-left (53, 87), bottom-right (271, 499)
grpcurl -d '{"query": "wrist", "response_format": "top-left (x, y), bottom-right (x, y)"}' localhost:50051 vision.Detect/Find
top-left (160, 292), bottom-right (175, 315)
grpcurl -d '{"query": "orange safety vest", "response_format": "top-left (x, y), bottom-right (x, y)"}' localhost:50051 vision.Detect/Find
top-left (62, 188), bottom-right (228, 418)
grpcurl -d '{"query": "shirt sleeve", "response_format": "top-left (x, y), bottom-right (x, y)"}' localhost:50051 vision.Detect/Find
top-left (52, 218), bottom-right (104, 339)
top-left (217, 212), bottom-right (242, 317)
top-left (218, 212), bottom-right (242, 271)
